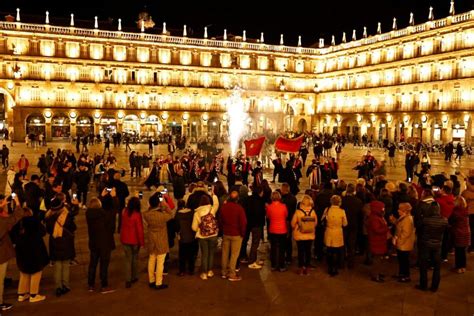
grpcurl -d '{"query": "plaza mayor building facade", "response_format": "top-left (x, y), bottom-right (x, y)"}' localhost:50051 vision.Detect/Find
top-left (0, 7), bottom-right (472, 143)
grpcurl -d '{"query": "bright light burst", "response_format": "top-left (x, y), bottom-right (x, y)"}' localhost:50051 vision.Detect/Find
top-left (227, 85), bottom-right (248, 156)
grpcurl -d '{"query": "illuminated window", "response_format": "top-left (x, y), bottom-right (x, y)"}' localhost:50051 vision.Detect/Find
top-left (180, 50), bottom-right (192, 65)
top-left (370, 72), bottom-right (380, 86)
top-left (159, 49), bottom-right (171, 64)
top-left (401, 68), bottom-right (412, 83)
top-left (137, 47), bottom-right (150, 63)
top-left (239, 55), bottom-right (250, 69)
top-left (200, 52), bottom-right (212, 67)
top-left (257, 56), bottom-right (269, 70)
top-left (371, 50), bottom-right (380, 64)
top-left (275, 58), bottom-right (288, 72)
top-left (403, 43), bottom-right (414, 59)
top-left (113, 46), bottom-right (127, 61)
top-left (295, 60), bottom-right (304, 73)
top-left (220, 53), bottom-right (232, 68)
top-left (386, 47), bottom-right (395, 61)
top-left (421, 40), bottom-right (433, 55)
top-left (67, 66), bottom-right (79, 82)
top-left (419, 64), bottom-right (431, 81)
top-left (40, 40), bottom-right (55, 57)
top-left (7, 38), bottom-right (29, 55)
top-left (200, 73), bottom-right (212, 87)
top-left (65, 42), bottom-right (80, 58)
top-left (89, 44), bottom-right (104, 60)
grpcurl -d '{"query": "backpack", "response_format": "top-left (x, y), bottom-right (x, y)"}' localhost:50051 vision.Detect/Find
top-left (199, 209), bottom-right (218, 237)
top-left (298, 209), bottom-right (316, 234)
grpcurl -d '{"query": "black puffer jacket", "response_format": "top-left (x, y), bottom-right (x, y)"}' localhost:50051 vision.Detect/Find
top-left (14, 215), bottom-right (49, 274)
top-left (419, 204), bottom-right (448, 248)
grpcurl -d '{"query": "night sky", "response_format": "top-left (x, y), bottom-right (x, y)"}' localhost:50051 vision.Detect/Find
top-left (1, 0), bottom-right (473, 46)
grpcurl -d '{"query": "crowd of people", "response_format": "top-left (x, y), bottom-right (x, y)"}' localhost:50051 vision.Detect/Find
top-left (0, 135), bottom-right (472, 313)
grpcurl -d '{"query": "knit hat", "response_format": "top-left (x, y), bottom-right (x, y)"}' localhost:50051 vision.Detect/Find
top-left (385, 182), bottom-right (397, 193)
top-left (50, 197), bottom-right (64, 211)
top-left (370, 201), bottom-right (385, 214)
top-left (398, 202), bottom-right (412, 214)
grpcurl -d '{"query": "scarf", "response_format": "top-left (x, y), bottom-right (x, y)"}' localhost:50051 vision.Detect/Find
top-left (53, 208), bottom-right (68, 238)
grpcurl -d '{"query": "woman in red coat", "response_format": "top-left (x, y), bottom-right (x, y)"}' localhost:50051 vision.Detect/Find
top-left (451, 196), bottom-right (470, 273)
top-left (367, 201), bottom-right (389, 282)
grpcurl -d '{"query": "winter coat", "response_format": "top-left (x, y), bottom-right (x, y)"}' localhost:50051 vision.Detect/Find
top-left (45, 208), bottom-right (77, 261)
top-left (266, 201), bottom-right (288, 234)
top-left (367, 208), bottom-right (389, 255)
top-left (14, 215), bottom-right (49, 274)
top-left (120, 210), bottom-right (145, 247)
top-left (323, 206), bottom-right (348, 247)
top-left (420, 207), bottom-right (448, 249)
top-left (291, 208), bottom-right (317, 241)
top-left (435, 194), bottom-right (455, 219)
top-left (461, 184), bottom-right (474, 215)
top-left (86, 207), bottom-right (116, 253)
top-left (192, 204), bottom-right (219, 239)
top-left (341, 194), bottom-right (363, 230)
top-left (0, 205), bottom-right (24, 264)
top-left (246, 194), bottom-right (266, 229)
top-left (175, 208), bottom-right (196, 244)
top-left (394, 215), bottom-right (416, 251)
top-left (451, 205), bottom-right (471, 247)
top-left (143, 206), bottom-right (174, 255)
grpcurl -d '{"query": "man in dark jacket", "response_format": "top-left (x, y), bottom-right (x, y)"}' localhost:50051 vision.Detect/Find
top-left (37, 154), bottom-right (48, 181)
top-left (24, 175), bottom-right (44, 218)
top-left (279, 183), bottom-right (297, 264)
top-left (74, 165), bottom-right (91, 206)
top-left (1, 145), bottom-right (9, 170)
top-left (341, 183), bottom-right (363, 268)
top-left (86, 195), bottom-right (116, 292)
top-left (245, 186), bottom-right (266, 269)
top-left (172, 169), bottom-right (186, 200)
top-left (314, 182), bottom-right (334, 261)
top-left (111, 172), bottom-right (129, 233)
top-left (416, 192), bottom-right (448, 292)
top-left (174, 200), bottom-right (197, 275)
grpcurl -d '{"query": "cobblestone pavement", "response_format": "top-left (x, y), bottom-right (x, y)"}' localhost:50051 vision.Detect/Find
top-left (2, 141), bottom-right (474, 316)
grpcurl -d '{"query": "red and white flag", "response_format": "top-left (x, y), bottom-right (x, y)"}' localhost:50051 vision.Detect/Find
top-left (274, 135), bottom-right (304, 153)
top-left (244, 136), bottom-right (266, 157)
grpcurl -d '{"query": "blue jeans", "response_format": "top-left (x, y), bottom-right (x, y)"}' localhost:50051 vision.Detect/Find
top-left (123, 244), bottom-right (140, 282)
top-left (198, 237), bottom-right (217, 273)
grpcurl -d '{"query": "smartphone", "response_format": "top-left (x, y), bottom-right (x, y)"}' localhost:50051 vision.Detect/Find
top-left (159, 197), bottom-right (163, 202)
top-left (72, 193), bottom-right (77, 199)
top-left (408, 177), bottom-right (412, 183)
top-left (214, 177), bottom-right (218, 183)
top-left (106, 187), bottom-right (112, 192)
top-left (138, 191), bottom-right (143, 199)
top-left (11, 192), bottom-right (16, 198)
top-left (433, 186), bottom-right (440, 192)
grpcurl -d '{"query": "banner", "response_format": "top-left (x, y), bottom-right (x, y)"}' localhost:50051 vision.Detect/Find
top-left (244, 136), bottom-right (266, 157)
top-left (274, 135), bottom-right (304, 153)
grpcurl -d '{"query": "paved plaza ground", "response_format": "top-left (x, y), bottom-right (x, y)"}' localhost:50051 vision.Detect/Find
top-left (2, 141), bottom-right (474, 316)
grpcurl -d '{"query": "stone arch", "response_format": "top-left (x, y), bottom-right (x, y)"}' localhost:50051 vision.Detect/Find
top-left (297, 118), bottom-right (308, 133)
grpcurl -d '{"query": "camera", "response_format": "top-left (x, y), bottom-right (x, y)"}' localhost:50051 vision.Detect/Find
top-left (138, 191), bottom-right (143, 199)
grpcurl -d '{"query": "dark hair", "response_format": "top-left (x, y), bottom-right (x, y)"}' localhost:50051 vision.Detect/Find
top-left (30, 174), bottom-right (40, 181)
top-left (149, 193), bottom-right (160, 208)
top-left (253, 185), bottom-right (263, 196)
top-left (213, 181), bottom-right (227, 197)
top-left (468, 176), bottom-right (474, 186)
top-left (126, 197), bottom-right (141, 216)
top-left (199, 195), bottom-right (211, 207)
top-left (177, 199), bottom-right (186, 210)
top-left (442, 185), bottom-right (452, 194)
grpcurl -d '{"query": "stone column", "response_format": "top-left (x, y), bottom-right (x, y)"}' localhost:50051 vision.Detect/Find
top-left (465, 118), bottom-right (472, 145)
top-left (70, 118), bottom-right (77, 139)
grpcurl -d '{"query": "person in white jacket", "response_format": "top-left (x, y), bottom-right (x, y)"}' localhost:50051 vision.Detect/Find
top-left (5, 166), bottom-right (16, 196)
top-left (191, 193), bottom-right (219, 280)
